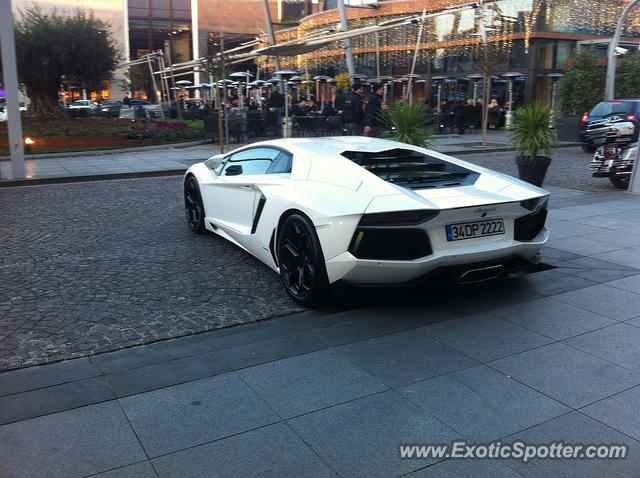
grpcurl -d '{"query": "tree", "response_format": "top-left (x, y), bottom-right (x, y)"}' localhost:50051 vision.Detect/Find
top-left (121, 64), bottom-right (153, 100)
top-left (335, 72), bottom-right (350, 89)
top-left (615, 50), bottom-right (640, 99)
top-left (559, 48), bottom-right (605, 116)
top-left (14, 7), bottom-right (120, 116)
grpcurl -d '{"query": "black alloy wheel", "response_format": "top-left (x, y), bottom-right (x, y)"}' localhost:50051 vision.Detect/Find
top-left (184, 175), bottom-right (205, 233)
top-left (277, 213), bottom-right (330, 306)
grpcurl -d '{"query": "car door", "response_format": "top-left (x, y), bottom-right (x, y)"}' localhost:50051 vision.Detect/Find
top-left (203, 147), bottom-right (282, 234)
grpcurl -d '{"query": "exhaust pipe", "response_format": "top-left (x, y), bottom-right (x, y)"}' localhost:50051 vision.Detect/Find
top-left (458, 264), bottom-right (504, 284)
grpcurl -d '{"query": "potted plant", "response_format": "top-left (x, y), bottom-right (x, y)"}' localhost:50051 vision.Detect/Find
top-left (509, 103), bottom-right (558, 187)
top-left (380, 100), bottom-right (435, 147)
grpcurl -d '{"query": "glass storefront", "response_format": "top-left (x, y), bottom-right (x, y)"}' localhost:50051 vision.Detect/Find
top-left (128, 0), bottom-right (192, 60)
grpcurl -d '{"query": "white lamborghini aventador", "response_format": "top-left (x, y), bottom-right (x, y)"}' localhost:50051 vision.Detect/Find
top-left (184, 137), bottom-right (549, 306)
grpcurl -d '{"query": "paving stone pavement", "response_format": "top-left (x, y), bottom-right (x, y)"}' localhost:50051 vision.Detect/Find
top-left (0, 176), bottom-right (302, 371)
top-left (1, 182), bottom-right (640, 477)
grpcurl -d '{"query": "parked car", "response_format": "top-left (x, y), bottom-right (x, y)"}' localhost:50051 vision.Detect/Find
top-left (580, 99), bottom-right (640, 152)
top-left (129, 99), bottom-right (152, 106)
top-left (184, 137), bottom-right (550, 306)
top-left (99, 100), bottom-right (123, 117)
top-left (68, 100), bottom-right (98, 117)
top-left (68, 100), bottom-right (98, 110)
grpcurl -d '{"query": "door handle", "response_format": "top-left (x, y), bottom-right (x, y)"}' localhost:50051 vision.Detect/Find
top-left (240, 185), bottom-right (253, 190)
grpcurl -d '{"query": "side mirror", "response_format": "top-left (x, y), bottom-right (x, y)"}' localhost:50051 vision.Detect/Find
top-left (225, 164), bottom-right (243, 176)
top-left (204, 154), bottom-right (224, 172)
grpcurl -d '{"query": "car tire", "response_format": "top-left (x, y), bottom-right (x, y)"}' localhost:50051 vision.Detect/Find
top-left (277, 213), bottom-right (330, 307)
top-left (184, 175), bottom-right (205, 233)
top-left (609, 174), bottom-right (630, 190)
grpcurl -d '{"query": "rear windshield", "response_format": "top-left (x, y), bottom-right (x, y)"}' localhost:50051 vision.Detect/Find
top-left (342, 148), bottom-right (479, 189)
top-left (590, 101), bottom-right (636, 117)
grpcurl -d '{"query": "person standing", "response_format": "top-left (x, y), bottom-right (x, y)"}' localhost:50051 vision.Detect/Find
top-left (334, 88), bottom-right (346, 112)
top-left (342, 83), bottom-right (364, 135)
top-left (268, 86), bottom-right (284, 112)
top-left (364, 83), bottom-right (385, 137)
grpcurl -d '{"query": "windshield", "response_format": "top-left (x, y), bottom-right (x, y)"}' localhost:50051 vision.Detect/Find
top-left (342, 148), bottom-right (479, 188)
top-left (590, 101), bottom-right (635, 117)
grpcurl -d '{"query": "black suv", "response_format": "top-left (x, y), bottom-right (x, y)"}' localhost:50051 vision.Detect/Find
top-left (580, 99), bottom-right (640, 152)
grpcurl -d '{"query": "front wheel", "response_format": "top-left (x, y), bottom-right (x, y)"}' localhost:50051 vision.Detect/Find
top-left (277, 214), bottom-right (330, 307)
top-left (609, 173), bottom-right (630, 190)
top-left (184, 176), bottom-right (205, 233)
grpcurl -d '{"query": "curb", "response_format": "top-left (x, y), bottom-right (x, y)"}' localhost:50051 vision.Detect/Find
top-left (0, 139), bottom-right (212, 161)
top-left (0, 169), bottom-right (186, 187)
top-left (436, 142), bottom-right (581, 156)
top-left (0, 142), bottom-right (584, 187)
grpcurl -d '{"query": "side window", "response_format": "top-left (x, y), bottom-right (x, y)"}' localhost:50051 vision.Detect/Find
top-left (221, 148), bottom-right (280, 176)
top-left (266, 152), bottom-right (293, 174)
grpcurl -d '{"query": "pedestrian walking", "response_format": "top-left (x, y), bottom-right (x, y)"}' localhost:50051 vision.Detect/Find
top-left (364, 83), bottom-right (385, 137)
top-left (342, 83), bottom-right (364, 135)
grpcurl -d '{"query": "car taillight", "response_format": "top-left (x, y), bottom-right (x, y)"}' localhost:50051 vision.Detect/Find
top-left (520, 196), bottom-right (549, 211)
top-left (604, 151), bottom-right (612, 158)
top-left (627, 115), bottom-right (636, 121)
top-left (581, 113), bottom-right (588, 127)
top-left (358, 210), bottom-right (439, 226)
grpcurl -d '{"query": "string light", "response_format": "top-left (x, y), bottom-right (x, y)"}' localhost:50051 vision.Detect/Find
top-left (259, 0), bottom-right (640, 71)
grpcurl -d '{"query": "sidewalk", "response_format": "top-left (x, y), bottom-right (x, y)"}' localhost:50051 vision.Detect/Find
top-left (0, 130), bottom-right (579, 185)
top-left (1, 183), bottom-right (639, 477)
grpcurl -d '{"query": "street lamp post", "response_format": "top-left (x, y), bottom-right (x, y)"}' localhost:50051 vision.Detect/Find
top-left (431, 75), bottom-right (446, 112)
top-left (0, 0), bottom-right (26, 179)
top-left (337, 0), bottom-right (356, 83)
top-left (327, 78), bottom-right (337, 108)
top-left (548, 73), bottom-right (563, 128)
top-left (502, 72), bottom-right (521, 128)
top-left (469, 74), bottom-right (484, 103)
top-left (274, 70), bottom-right (298, 137)
top-left (230, 72), bottom-right (253, 107)
top-left (313, 75), bottom-right (331, 108)
top-left (606, 0), bottom-right (640, 100)
top-left (289, 76), bottom-right (304, 102)
top-left (378, 76), bottom-right (393, 104)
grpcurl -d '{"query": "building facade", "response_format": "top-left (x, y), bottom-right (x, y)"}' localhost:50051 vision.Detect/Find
top-left (261, 0), bottom-right (640, 106)
top-left (12, 0), bottom-right (130, 102)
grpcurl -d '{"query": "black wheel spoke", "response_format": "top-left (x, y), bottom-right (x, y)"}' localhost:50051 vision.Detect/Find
top-left (284, 239), bottom-right (301, 258)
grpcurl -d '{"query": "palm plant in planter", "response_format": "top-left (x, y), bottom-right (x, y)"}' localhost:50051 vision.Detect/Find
top-left (379, 101), bottom-right (435, 148)
top-left (509, 103), bottom-right (558, 187)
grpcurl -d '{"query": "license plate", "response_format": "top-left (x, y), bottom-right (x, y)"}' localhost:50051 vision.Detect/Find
top-left (446, 219), bottom-right (505, 241)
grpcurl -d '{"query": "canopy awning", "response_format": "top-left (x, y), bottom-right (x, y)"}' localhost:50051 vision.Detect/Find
top-left (227, 15), bottom-right (421, 63)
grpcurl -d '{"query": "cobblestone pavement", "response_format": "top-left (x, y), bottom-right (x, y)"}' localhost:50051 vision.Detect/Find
top-left (0, 147), bottom-right (621, 371)
top-left (0, 177), bottom-right (302, 371)
top-left (460, 146), bottom-right (616, 192)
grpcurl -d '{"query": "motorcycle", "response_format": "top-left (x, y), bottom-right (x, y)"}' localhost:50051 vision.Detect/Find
top-left (586, 116), bottom-right (637, 189)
